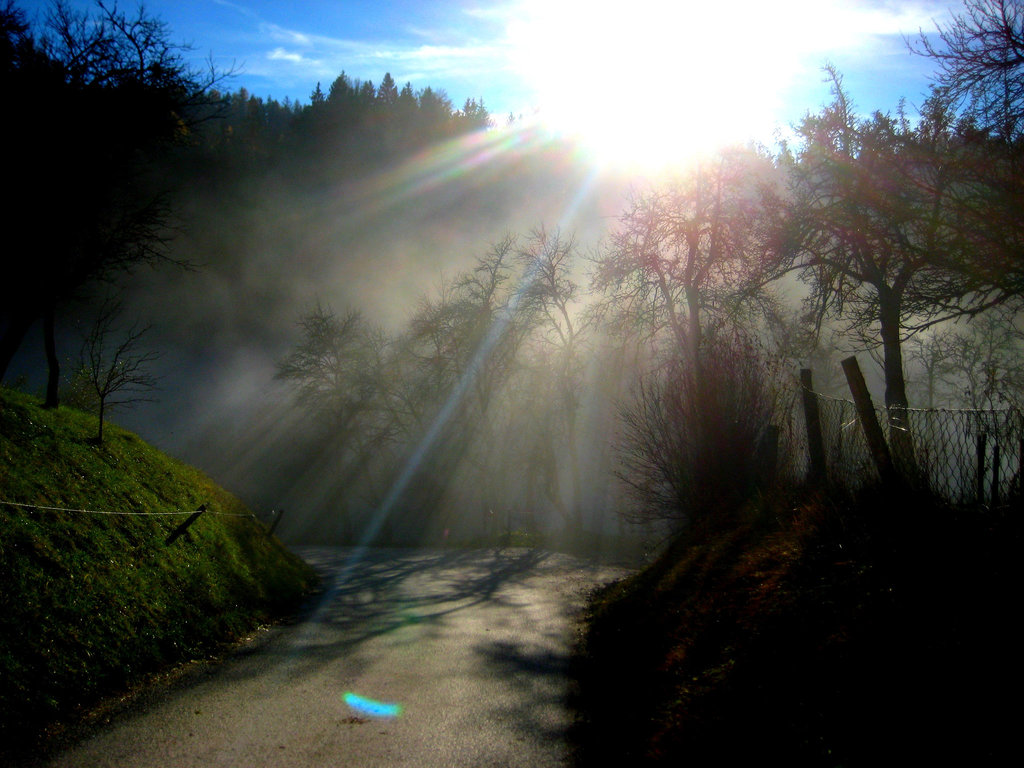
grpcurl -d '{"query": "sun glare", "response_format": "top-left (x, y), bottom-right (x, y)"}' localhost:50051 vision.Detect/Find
top-left (506, 0), bottom-right (850, 172)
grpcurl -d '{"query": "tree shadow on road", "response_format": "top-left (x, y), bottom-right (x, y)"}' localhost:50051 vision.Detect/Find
top-left (223, 547), bottom-right (555, 681)
top-left (473, 639), bottom-right (573, 750)
top-left (30, 547), bottom-right (623, 766)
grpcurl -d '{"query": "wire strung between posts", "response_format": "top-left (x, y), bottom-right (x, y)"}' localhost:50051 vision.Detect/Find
top-left (0, 500), bottom-right (254, 518)
top-left (809, 389), bottom-right (1021, 416)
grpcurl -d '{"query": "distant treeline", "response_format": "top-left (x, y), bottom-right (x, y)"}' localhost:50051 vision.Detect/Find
top-left (192, 73), bottom-right (492, 173)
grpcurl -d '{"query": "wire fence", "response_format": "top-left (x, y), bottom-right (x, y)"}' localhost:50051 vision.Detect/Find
top-left (788, 387), bottom-right (1024, 507)
top-left (0, 499), bottom-right (282, 545)
top-left (0, 500), bottom-right (255, 518)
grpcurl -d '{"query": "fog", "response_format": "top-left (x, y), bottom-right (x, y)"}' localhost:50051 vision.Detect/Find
top-left (9, 128), bottom-right (645, 547)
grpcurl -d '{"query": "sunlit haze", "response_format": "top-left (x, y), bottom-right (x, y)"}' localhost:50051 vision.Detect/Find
top-left (507, 0), bottom-right (951, 170)
top-left (507, 0), bottom-right (803, 168)
top-left (8, 0), bottom-right (979, 538)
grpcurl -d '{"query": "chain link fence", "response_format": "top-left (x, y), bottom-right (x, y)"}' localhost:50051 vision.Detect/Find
top-left (786, 386), bottom-right (1024, 506)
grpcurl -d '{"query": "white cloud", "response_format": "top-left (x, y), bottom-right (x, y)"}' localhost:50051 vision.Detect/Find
top-left (267, 48), bottom-right (307, 64)
top-left (262, 23), bottom-right (314, 47)
top-left (250, 21), bottom-right (505, 85)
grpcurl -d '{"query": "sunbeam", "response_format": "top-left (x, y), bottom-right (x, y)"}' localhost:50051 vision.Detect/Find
top-left (295, 143), bottom-right (601, 650)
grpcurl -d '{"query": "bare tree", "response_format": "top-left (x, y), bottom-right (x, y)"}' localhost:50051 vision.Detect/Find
top-left (902, 313), bottom-right (1024, 410)
top-left (945, 311), bottom-right (1024, 408)
top-left (910, 2), bottom-right (1024, 312)
top-left (764, 307), bottom-right (849, 397)
top-left (275, 302), bottom-right (404, 541)
top-left (779, 70), bottom-right (990, 444)
top-left (275, 304), bottom-right (397, 456)
top-left (276, 303), bottom-right (382, 428)
top-left (517, 227), bottom-right (587, 532)
top-left (76, 298), bottom-right (159, 444)
top-left (592, 147), bottom-right (776, 368)
top-left (276, 237), bottom-right (545, 541)
top-left (905, 329), bottom-right (958, 408)
top-left (0, 0), bottom-right (225, 404)
top-left (398, 236), bottom-right (540, 530)
top-left (911, 0), bottom-right (1024, 141)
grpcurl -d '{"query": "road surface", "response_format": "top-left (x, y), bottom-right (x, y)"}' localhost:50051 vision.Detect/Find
top-left (44, 547), bottom-right (630, 767)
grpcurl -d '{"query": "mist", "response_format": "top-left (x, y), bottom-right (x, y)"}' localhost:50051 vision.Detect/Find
top-left (5, 122), bottom-right (644, 547)
top-left (11, 10), bottom-right (1016, 555)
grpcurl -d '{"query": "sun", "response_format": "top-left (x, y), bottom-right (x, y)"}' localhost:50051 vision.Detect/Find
top-left (505, 0), bottom-right (827, 172)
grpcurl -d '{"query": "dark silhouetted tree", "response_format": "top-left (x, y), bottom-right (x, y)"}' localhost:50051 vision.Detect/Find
top-left (909, 1), bottom-right (1024, 310)
top-left (455, 97), bottom-right (490, 131)
top-left (778, 70), bottom-right (987, 440)
top-left (377, 72), bottom-right (398, 108)
top-left (276, 303), bottom-right (384, 432)
top-left (389, 236), bottom-right (539, 531)
top-left (0, 0), bottom-right (220, 406)
top-left (310, 81), bottom-right (325, 106)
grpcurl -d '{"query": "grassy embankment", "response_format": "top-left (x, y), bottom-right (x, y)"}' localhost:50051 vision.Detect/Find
top-left (0, 387), bottom-right (317, 755)
top-left (571, 485), bottom-right (1019, 765)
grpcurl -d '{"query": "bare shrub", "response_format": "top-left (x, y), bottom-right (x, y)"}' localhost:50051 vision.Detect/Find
top-left (616, 333), bottom-right (783, 530)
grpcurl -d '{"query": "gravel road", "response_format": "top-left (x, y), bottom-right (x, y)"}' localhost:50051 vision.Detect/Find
top-left (44, 547), bottom-right (630, 767)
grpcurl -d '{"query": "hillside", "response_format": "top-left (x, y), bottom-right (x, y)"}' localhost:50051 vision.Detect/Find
top-left (0, 387), bottom-right (317, 755)
top-left (571, 487), bottom-right (1020, 765)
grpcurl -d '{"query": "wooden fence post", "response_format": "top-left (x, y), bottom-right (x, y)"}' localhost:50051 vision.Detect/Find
top-left (165, 505), bottom-right (206, 546)
top-left (800, 369), bottom-right (827, 484)
top-left (841, 356), bottom-right (895, 484)
top-left (268, 508), bottom-right (285, 536)
top-left (992, 440), bottom-right (1001, 508)
top-left (1018, 438), bottom-right (1024, 508)
top-left (976, 431), bottom-right (987, 505)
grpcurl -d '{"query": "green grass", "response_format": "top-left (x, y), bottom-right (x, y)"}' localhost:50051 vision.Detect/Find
top-left (0, 387), bottom-right (317, 753)
top-left (571, 486), bottom-right (1020, 765)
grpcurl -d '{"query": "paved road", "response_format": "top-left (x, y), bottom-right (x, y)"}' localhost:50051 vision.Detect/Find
top-left (46, 547), bottom-right (630, 767)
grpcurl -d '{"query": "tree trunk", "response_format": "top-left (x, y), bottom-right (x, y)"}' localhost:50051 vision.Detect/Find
top-left (878, 290), bottom-right (909, 412)
top-left (559, 355), bottom-right (583, 535)
top-left (569, 449), bottom-right (583, 532)
top-left (97, 397), bottom-right (106, 443)
top-left (684, 283), bottom-right (702, 367)
top-left (566, 414), bottom-right (583, 535)
top-left (877, 285), bottom-right (916, 474)
top-left (43, 304), bottom-right (60, 409)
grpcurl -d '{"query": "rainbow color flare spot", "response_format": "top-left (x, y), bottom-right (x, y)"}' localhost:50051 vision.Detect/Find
top-left (344, 692), bottom-right (403, 718)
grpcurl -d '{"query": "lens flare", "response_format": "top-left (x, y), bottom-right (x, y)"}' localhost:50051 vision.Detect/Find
top-left (344, 691), bottom-right (403, 718)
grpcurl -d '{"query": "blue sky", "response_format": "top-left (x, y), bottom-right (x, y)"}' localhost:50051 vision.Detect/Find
top-left (38, 0), bottom-right (966, 160)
